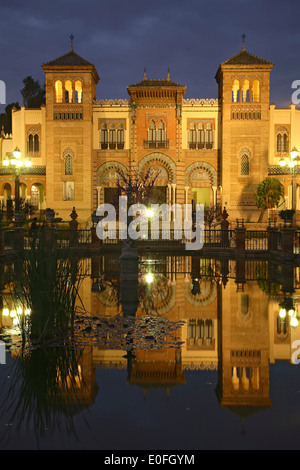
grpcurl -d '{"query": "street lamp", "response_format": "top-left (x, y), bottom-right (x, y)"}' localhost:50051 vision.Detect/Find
top-left (279, 297), bottom-right (299, 329)
top-left (2, 147), bottom-right (32, 211)
top-left (279, 146), bottom-right (299, 213)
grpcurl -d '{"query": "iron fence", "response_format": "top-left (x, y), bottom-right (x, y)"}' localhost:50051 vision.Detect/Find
top-left (2, 226), bottom-right (299, 255)
top-left (245, 231), bottom-right (268, 250)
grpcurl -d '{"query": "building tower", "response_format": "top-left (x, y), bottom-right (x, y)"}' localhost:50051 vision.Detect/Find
top-left (127, 70), bottom-right (186, 208)
top-left (42, 38), bottom-right (99, 221)
top-left (216, 37), bottom-right (273, 222)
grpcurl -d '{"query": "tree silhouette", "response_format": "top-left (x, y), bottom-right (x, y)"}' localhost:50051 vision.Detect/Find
top-left (21, 76), bottom-right (45, 108)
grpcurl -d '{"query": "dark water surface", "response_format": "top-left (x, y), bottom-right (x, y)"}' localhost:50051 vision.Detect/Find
top-left (0, 255), bottom-right (299, 450)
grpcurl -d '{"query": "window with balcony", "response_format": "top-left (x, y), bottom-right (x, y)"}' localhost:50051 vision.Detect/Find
top-left (145, 120), bottom-right (168, 148)
top-left (108, 124), bottom-right (116, 149)
top-left (188, 122), bottom-right (214, 150)
top-left (100, 122), bottom-right (125, 150)
top-left (117, 124), bottom-right (125, 149)
top-left (206, 123), bottom-right (213, 149)
top-left (100, 123), bottom-right (108, 149)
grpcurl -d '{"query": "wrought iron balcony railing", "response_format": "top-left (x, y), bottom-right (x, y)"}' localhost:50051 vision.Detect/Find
top-left (100, 143), bottom-right (125, 150)
top-left (188, 142), bottom-right (214, 150)
top-left (144, 140), bottom-right (169, 149)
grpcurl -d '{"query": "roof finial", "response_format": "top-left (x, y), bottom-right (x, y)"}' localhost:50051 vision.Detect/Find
top-left (242, 33), bottom-right (246, 51)
top-left (70, 34), bottom-right (74, 51)
top-left (167, 67), bottom-right (170, 81)
top-left (143, 66), bottom-right (147, 80)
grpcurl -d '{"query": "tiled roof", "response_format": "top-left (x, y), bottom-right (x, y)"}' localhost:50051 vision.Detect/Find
top-left (222, 49), bottom-right (273, 66)
top-left (43, 50), bottom-right (93, 67)
top-left (129, 78), bottom-right (185, 87)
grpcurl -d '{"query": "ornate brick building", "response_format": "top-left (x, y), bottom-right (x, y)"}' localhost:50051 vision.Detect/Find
top-left (0, 41), bottom-right (299, 223)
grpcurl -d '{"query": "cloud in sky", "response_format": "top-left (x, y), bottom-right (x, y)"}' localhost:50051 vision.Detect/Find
top-left (0, 0), bottom-right (299, 108)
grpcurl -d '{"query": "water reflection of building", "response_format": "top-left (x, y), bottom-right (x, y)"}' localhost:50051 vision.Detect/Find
top-left (81, 256), bottom-right (300, 410)
top-left (1, 256), bottom-right (300, 415)
top-left (216, 276), bottom-right (272, 415)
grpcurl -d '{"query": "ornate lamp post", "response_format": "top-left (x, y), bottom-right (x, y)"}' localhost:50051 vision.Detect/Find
top-left (279, 146), bottom-right (299, 212)
top-left (2, 147), bottom-right (32, 211)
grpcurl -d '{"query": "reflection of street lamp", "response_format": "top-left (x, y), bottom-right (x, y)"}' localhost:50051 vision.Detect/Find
top-left (2, 306), bottom-right (31, 326)
top-left (279, 146), bottom-right (299, 212)
top-left (3, 147), bottom-right (32, 210)
top-left (145, 273), bottom-right (154, 284)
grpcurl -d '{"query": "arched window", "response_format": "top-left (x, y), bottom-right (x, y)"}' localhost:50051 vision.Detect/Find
top-left (189, 123), bottom-right (197, 149)
top-left (252, 79), bottom-right (260, 102)
top-left (232, 79), bottom-right (240, 103)
top-left (74, 80), bottom-right (82, 103)
top-left (65, 154), bottom-right (73, 175)
top-left (28, 134), bottom-right (33, 153)
top-left (109, 124), bottom-right (116, 149)
top-left (276, 128), bottom-right (289, 154)
top-left (34, 134), bottom-right (39, 153)
top-left (206, 123), bottom-right (214, 149)
top-left (65, 80), bottom-right (73, 103)
top-left (198, 123), bottom-right (205, 149)
top-left (55, 80), bottom-right (63, 103)
top-left (277, 134), bottom-right (282, 153)
top-left (241, 294), bottom-right (249, 316)
top-left (27, 133), bottom-right (39, 155)
top-left (283, 133), bottom-right (289, 153)
top-left (156, 120), bottom-right (166, 147)
top-left (148, 120), bottom-right (156, 147)
top-left (241, 154), bottom-right (250, 175)
top-left (242, 79), bottom-right (250, 102)
top-left (117, 124), bottom-right (124, 149)
top-left (100, 124), bottom-right (108, 149)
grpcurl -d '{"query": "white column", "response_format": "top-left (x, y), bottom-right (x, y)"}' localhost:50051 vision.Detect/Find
top-left (185, 186), bottom-right (190, 220)
top-left (171, 183), bottom-right (176, 221)
top-left (212, 186), bottom-right (217, 206)
top-left (167, 183), bottom-right (171, 205)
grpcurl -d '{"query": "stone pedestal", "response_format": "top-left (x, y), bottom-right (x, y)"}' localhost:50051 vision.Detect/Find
top-left (281, 228), bottom-right (295, 260)
top-left (235, 227), bottom-right (246, 253)
top-left (267, 227), bottom-right (279, 252)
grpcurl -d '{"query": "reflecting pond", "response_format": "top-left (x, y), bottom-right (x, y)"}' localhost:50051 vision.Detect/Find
top-left (0, 252), bottom-right (300, 450)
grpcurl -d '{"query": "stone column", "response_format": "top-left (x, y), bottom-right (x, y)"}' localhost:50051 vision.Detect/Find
top-left (212, 186), bottom-right (217, 206)
top-left (171, 184), bottom-right (176, 221)
top-left (184, 186), bottom-right (189, 221)
top-left (167, 183), bottom-right (171, 205)
top-left (96, 186), bottom-right (102, 208)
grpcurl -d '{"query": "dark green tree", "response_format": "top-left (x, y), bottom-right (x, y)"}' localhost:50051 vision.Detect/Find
top-left (254, 177), bottom-right (284, 222)
top-left (21, 76), bottom-right (45, 108)
top-left (0, 102), bottom-right (20, 134)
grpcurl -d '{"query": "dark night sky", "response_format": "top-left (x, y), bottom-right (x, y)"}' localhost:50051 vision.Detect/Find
top-left (0, 0), bottom-right (299, 111)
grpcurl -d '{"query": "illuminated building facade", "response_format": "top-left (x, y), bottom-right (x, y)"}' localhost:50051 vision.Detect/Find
top-left (0, 41), bottom-right (299, 223)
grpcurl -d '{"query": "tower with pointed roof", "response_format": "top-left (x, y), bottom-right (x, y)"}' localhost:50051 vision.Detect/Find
top-left (41, 36), bottom-right (99, 219)
top-left (216, 37), bottom-right (274, 221)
